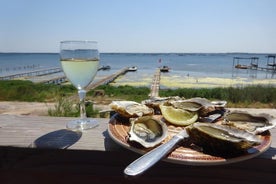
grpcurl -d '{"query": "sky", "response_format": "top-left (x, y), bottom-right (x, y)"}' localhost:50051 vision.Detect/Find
top-left (0, 0), bottom-right (276, 53)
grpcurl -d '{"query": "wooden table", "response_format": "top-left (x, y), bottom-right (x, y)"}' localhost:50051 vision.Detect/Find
top-left (0, 108), bottom-right (276, 184)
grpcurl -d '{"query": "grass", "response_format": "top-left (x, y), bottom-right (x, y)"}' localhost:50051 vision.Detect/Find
top-left (0, 80), bottom-right (75, 102)
top-left (159, 85), bottom-right (276, 108)
top-left (0, 80), bottom-right (275, 117)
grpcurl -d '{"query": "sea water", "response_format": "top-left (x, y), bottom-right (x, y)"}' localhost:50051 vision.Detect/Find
top-left (0, 53), bottom-right (275, 87)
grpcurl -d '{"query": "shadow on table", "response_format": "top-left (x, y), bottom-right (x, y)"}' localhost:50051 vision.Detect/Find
top-left (30, 129), bottom-right (82, 149)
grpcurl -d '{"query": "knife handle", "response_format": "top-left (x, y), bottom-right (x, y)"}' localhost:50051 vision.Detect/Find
top-left (124, 133), bottom-right (184, 176)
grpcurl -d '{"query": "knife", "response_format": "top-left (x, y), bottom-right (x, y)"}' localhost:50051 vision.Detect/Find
top-left (124, 129), bottom-right (189, 176)
top-left (124, 113), bottom-right (222, 176)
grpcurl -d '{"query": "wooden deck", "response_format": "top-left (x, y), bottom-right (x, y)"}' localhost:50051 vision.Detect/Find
top-left (0, 108), bottom-right (275, 183)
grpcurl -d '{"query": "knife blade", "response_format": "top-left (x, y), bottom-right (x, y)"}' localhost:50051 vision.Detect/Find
top-left (124, 129), bottom-right (189, 177)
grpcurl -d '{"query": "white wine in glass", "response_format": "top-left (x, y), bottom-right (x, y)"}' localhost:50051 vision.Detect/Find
top-left (60, 41), bottom-right (100, 131)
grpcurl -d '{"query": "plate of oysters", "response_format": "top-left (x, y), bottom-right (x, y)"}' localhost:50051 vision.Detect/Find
top-left (108, 97), bottom-right (276, 165)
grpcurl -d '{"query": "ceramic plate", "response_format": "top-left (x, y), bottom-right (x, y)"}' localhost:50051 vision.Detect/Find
top-left (108, 114), bottom-right (271, 166)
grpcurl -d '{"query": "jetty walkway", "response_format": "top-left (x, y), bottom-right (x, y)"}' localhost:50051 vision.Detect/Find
top-left (0, 67), bottom-right (62, 80)
top-left (1, 66), bottom-right (163, 97)
top-left (149, 69), bottom-right (161, 98)
top-left (87, 67), bottom-right (129, 90)
top-left (0, 66), bottom-right (130, 86)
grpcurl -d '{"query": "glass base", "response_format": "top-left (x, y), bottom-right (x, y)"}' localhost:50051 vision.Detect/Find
top-left (66, 118), bottom-right (99, 131)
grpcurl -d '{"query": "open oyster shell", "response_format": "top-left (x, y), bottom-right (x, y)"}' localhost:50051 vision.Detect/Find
top-left (186, 122), bottom-right (262, 156)
top-left (142, 97), bottom-right (226, 116)
top-left (142, 96), bottom-right (183, 114)
top-left (167, 97), bottom-right (227, 116)
top-left (128, 116), bottom-right (168, 148)
top-left (109, 101), bottom-right (154, 118)
top-left (223, 111), bottom-right (276, 135)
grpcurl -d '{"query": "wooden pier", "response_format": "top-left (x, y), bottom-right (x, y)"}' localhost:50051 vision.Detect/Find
top-left (233, 55), bottom-right (276, 72)
top-left (149, 69), bottom-right (161, 98)
top-left (0, 67), bottom-right (62, 80)
top-left (39, 67), bottom-right (129, 86)
top-left (31, 75), bottom-right (67, 84)
top-left (0, 66), bottom-right (131, 86)
top-left (87, 67), bottom-right (129, 90)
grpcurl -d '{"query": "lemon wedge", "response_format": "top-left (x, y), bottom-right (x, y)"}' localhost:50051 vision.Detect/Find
top-left (160, 105), bottom-right (198, 126)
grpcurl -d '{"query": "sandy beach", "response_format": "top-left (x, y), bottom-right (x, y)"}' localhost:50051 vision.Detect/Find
top-left (111, 75), bottom-right (276, 89)
top-left (161, 76), bottom-right (276, 88)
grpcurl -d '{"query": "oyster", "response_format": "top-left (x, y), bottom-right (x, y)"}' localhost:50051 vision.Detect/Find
top-left (186, 122), bottom-right (262, 156)
top-left (128, 116), bottom-right (168, 148)
top-left (223, 111), bottom-right (276, 134)
top-left (109, 101), bottom-right (154, 118)
top-left (142, 96), bottom-right (183, 114)
top-left (168, 97), bottom-right (227, 116)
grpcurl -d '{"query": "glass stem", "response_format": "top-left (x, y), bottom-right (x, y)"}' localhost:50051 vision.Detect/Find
top-left (78, 89), bottom-right (87, 120)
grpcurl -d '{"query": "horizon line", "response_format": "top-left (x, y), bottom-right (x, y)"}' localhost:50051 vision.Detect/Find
top-left (1, 51), bottom-right (276, 55)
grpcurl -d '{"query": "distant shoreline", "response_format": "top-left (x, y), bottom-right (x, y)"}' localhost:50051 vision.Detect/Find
top-left (1, 52), bottom-right (275, 87)
top-left (1, 52), bottom-right (276, 55)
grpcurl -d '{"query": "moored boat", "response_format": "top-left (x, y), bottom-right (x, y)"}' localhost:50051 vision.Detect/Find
top-left (100, 65), bottom-right (111, 70)
top-left (128, 66), bottom-right (138, 71)
top-left (160, 65), bottom-right (170, 72)
top-left (235, 64), bottom-right (250, 69)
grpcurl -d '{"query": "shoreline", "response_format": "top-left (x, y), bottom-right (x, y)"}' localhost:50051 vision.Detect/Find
top-left (111, 75), bottom-right (276, 88)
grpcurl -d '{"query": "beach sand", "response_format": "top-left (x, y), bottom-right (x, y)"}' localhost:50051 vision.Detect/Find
top-left (161, 76), bottom-right (276, 88)
top-left (112, 75), bottom-right (276, 88)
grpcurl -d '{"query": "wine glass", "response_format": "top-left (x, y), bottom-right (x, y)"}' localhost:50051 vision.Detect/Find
top-left (60, 40), bottom-right (100, 131)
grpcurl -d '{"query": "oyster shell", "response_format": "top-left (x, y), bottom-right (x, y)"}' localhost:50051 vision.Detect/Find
top-left (142, 96), bottom-right (183, 114)
top-left (168, 97), bottom-right (227, 116)
top-left (109, 101), bottom-right (154, 118)
top-left (223, 111), bottom-right (276, 134)
top-left (186, 122), bottom-right (262, 156)
top-left (128, 116), bottom-right (168, 148)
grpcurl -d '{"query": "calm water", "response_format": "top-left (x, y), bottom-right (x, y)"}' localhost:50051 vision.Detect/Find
top-left (0, 53), bottom-right (275, 86)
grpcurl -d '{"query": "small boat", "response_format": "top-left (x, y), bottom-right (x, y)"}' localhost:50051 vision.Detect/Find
top-left (128, 66), bottom-right (138, 71)
top-left (160, 65), bottom-right (170, 72)
top-left (235, 64), bottom-right (249, 69)
top-left (100, 65), bottom-right (111, 70)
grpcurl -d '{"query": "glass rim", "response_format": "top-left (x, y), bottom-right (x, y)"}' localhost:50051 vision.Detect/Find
top-left (60, 40), bottom-right (98, 44)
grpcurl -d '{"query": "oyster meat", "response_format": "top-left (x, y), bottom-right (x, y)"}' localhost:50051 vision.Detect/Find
top-left (128, 116), bottom-right (168, 148)
top-left (223, 111), bottom-right (276, 134)
top-left (109, 101), bottom-right (154, 118)
top-left (186, 122), bottom-right (262, 156)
